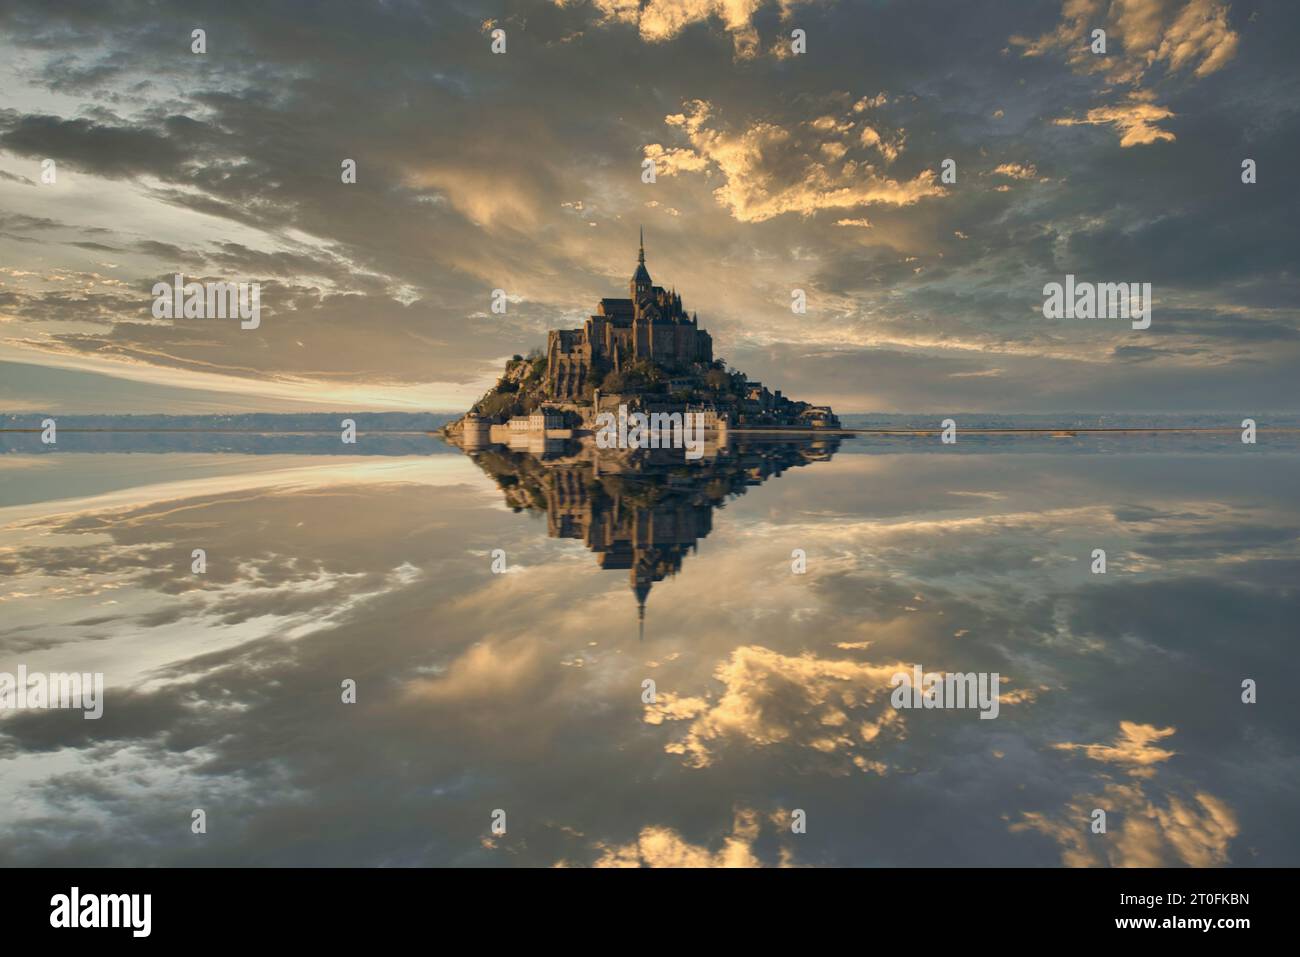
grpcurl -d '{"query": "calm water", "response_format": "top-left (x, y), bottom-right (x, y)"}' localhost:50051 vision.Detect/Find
top-left (1, 430), bottom-right (1297, 866)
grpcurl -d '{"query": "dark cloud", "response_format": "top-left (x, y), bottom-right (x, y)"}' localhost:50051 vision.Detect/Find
top-left (0, 113), bottom-right (195, 178)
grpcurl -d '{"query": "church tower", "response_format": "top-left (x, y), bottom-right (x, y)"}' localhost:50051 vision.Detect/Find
top-left (630, 226), bottom-right (652, 302)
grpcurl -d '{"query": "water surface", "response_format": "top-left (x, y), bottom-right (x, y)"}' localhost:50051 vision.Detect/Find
top-left (1, 428), bottom-right (1297, 866)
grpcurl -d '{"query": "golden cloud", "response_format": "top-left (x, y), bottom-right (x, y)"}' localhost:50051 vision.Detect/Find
top-left (1012, 0), bottom-right (1237, 82)
top-left (1012, 0), bottom-right (1239, 147)
top-left (645, 99), bottom-right (943, 223)
top-left (560, 0), bottom-right (818, 59)
top-left (992, 161), bottom-right (1039, 179)
top-left (1053, 91), bottom-right (1177, 147)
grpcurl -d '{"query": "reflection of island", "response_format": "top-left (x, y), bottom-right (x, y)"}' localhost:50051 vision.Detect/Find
top-left (452, 432), bottom-right (842, 636)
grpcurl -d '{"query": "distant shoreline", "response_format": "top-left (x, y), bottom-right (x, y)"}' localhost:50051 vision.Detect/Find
top-left (0, 428), bottom-right (438, 435)
top-left (735, 427), bottom-right (1300, 435)
top-left (3, 426), bottom-right (1297, 435)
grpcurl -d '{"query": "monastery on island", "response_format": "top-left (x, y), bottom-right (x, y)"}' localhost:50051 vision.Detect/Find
top-left (457, 230), bottom-right (840, 442)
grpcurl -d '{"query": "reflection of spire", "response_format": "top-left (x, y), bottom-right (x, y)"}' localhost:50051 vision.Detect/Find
top-left (633, 558), bottom-right (652, 641)
top-left (637, 597), bottom-right (645, 642)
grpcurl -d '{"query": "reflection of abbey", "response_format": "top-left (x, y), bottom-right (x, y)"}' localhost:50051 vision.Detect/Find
top-left (545, 464), bottom-right (708, 639)
top-left (457, 435), bottom-right (841, 638)
top-left (546, 229), bottom-right (713, 400)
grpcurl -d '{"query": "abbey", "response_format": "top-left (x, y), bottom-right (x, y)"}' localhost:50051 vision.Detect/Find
top-left (452, 231), bottom-right (840, 434)
top-left (546, 230), bottom-right (713, 400)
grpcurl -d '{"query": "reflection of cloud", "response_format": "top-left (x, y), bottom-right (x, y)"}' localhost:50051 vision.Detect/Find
top-left (0, 467), bottom-right (496, 662)
top-left (641, 692), bottom-right (709, 725)
top-left (1013, 722), bottom-right (1239, 866)
top-left (646, 644), bottom-right (909, 770)
top-left (402, 640), bottom-right (544, 704)
top-left (581, 807), bottom-right (773, 867)
top-left (1013, 781), bottom-right (1239, 867)
top-left (1052, 720), bottom-right (1176, 775)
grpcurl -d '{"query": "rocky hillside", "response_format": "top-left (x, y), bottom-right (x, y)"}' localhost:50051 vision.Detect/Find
top-left (468, 353), bottom-right (548, 420)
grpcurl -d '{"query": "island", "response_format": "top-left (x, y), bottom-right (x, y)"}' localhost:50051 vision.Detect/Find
top-left (443, 230), bottom-right (841, 449)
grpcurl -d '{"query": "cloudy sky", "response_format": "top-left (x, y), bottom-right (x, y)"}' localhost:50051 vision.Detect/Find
top-left (0, 0), bottom-right (1296, 414)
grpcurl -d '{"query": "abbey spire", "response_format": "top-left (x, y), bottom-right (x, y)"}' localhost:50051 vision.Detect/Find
top-left (544, 230), bottom-right (713, 400)
top-left (630, 225), bottom-right (652, 300)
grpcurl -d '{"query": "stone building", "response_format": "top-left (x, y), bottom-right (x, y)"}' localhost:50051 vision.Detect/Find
top-left (546, 230), bottom-right (713, 400)
top-left (507, 407), bottom-right (566, 431)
